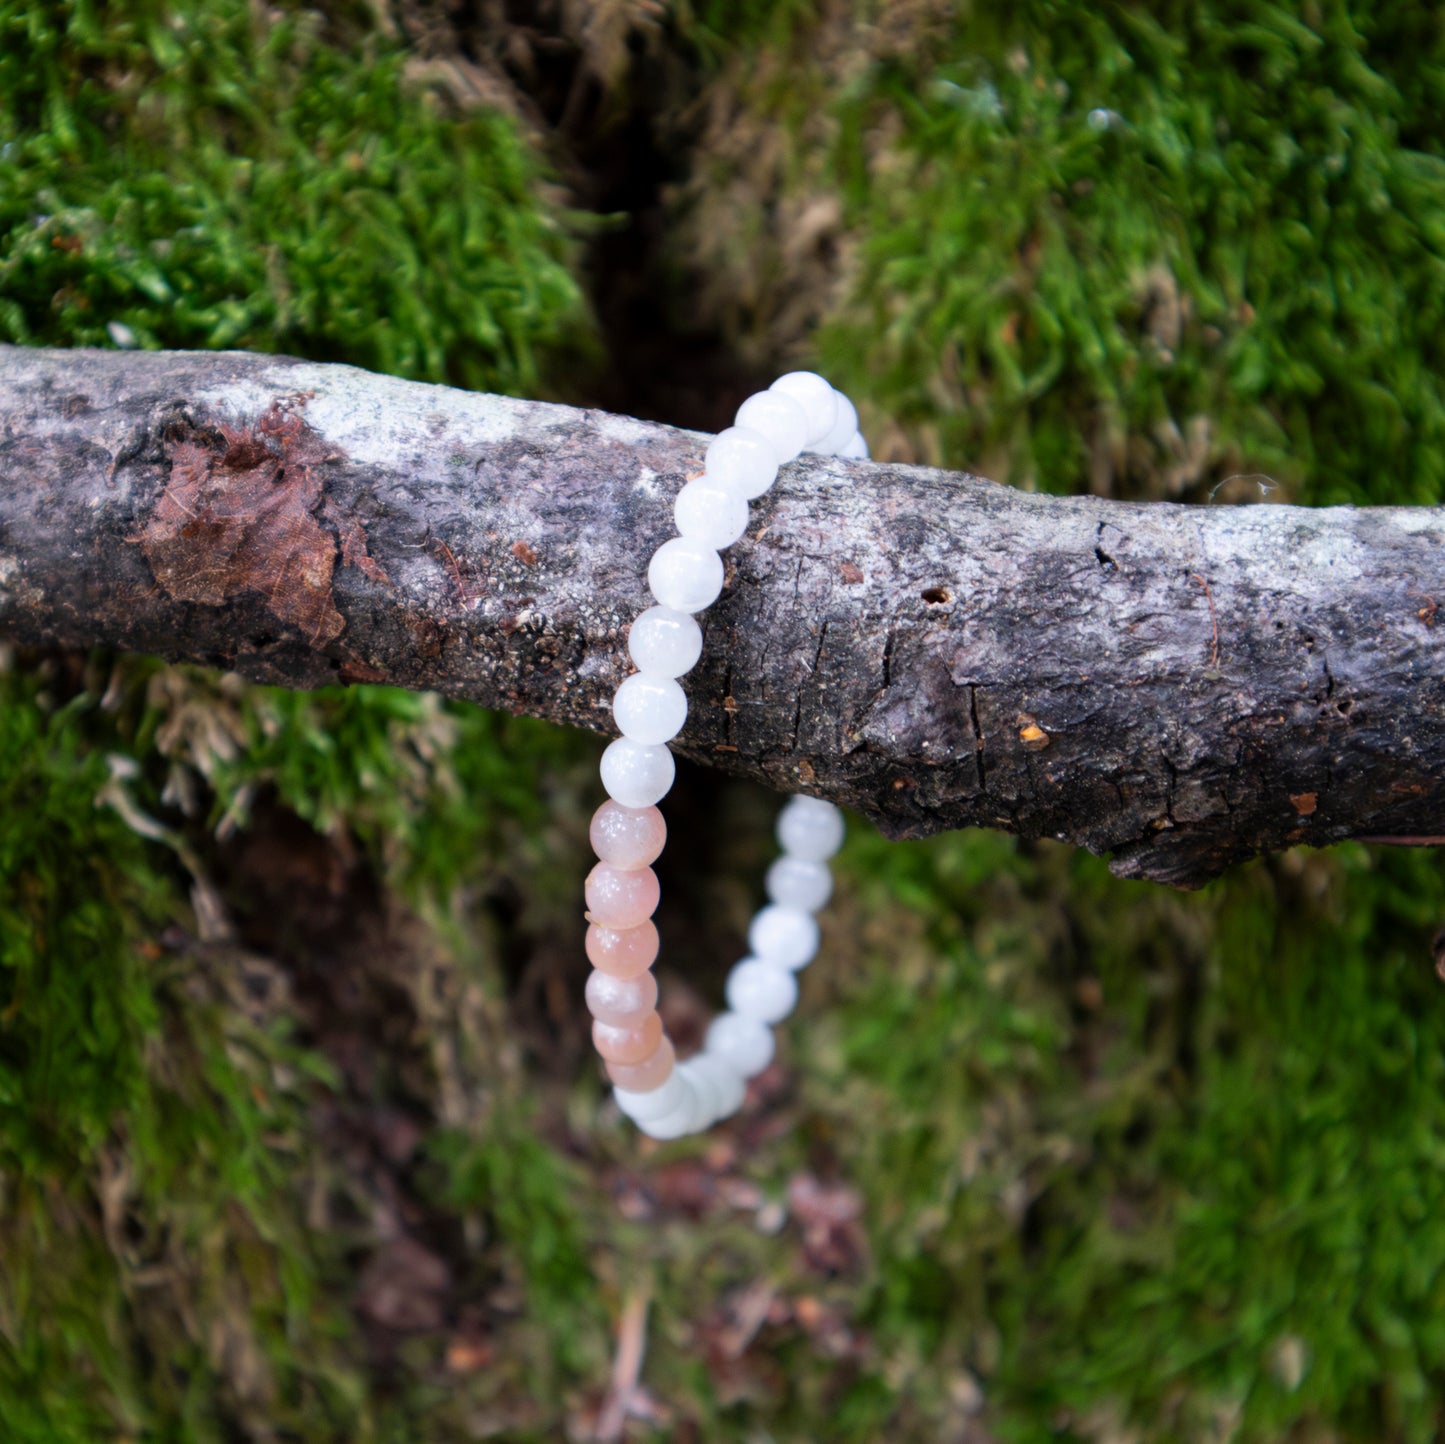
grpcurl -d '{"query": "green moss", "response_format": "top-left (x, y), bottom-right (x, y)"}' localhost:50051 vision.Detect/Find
top-left (0, 0), bottom-right (590, 393)
top-left (678, 2), bottom-right (1445, 506)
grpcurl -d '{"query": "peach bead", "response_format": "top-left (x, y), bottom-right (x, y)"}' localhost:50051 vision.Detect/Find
top-left (585, 922), bottom-right (659, 979)
top-left (585, 863), bottom-right (660, 929)
top-left (592, 1011), bottom-right (664, 1065)
top-left (585, 968), bottom-right (659, 1026)
top-left (606, 1034), bottom-right (675, 1092)
top-left (589, 801), bottom-right (667, 869)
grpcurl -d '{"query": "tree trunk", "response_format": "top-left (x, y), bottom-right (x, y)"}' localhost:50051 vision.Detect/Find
top-left (2, 343), bottom-right (1442, 886)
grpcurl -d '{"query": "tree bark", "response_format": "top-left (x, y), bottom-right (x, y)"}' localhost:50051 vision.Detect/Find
top-left (1, 343), bottom-right (1442, 886)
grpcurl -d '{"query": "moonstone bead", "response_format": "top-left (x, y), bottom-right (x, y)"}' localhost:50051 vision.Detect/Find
top-left (735, 390), bottom-right (809, 465)
top-left (647, 537), bottom-right (724, 613)
top-left (725, 957), bottom-right (799, 1024)
top-left (839, 430), bottom-right (869, 461)
top-left (689, 1051), bottom-right (746, 1121)
top-left (673, 476), bottom-right (750, 548)
top-left (585, 920), bottom-right (659, 978)
top-left (636, 1083), bottom-right (701, 1140)
top-left (776, 795), bottom-right (845, 861)
top-left (705, 426), bottom-right (779, 500)
top-left (704, 1011), bottom-right (775, 1079)
top-left (678, 1056), bottom-right (723, 1128)
top-left (817, 388), bottom-right (858, 455)
top-left (615, 1068), bottom-right (690, 1118)
top-left (628, 606), bottom-right (703, 678)
top-left (585, 968), bottom-right (659, 1026)
top-left (770, 371), bottom-right (839, 447)
top-left (592, 1011), bottom-right (664, 1065)
top-left (589, 801), bottom-right (666, 869)
top-left (765, 855), bottom-right (833, 912)
top-left (585, 862), bottom-right (660, 929)
top-left (600, 737), bottom-right (675, 808)
top-left (748, 904), bottom-right (820, 970)
top-left (612, 672), bottom-right (688, 746)
top-left (606, 1034), bottom-right (675, 1091)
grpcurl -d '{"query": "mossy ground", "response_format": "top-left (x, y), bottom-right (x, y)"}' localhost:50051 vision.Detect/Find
top-left (2, 3), bottom-right (1444, 1441)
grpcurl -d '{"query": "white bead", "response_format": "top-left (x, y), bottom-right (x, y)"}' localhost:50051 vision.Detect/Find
top-left (637, 1082), bottom-right (702, 1140)
top-left (678, 1056), bottom-right (723, 1128)
top-left (776, 795), bottom-right (845, 861)
top-left (599, 737), bottom-right (675, 808)
top-left (673, 476), bottom-right (750, 548)
top-left (705, 1011), bottom-right (775, 1079)
top-left (688, 1052), bottom-right (746, 1122)
top-left (725, 957), bottom-right (799, 1024)
top-left (735, 391), bottom-right (809, 464)
top-left (839, 430), bottom-right (869, 461)
top-left (705, 426), bottom-right (779, 500)
top-left (612, 672), bottom-right (688, 746)
top-left (628, 606), bottom-right (703, 678)
top-left (765, 856), bottom-right (833, 913)
top-left (647, 537), bottom-right (724, 614)
top-left (770, 371), bottom-right (839, 447)
top-left (748, 905), bottom-right (820, 971)
top-left (817, 389), bottom-right (858, 455)
top-left (614, 1069), bottom-right (689, 1121)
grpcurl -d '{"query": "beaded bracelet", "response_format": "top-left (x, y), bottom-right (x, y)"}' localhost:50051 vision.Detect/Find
top-left (582, 371), bottom-right (869, 1140)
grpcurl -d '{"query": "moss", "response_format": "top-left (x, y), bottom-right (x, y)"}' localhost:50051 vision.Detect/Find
top-left (676, 1), bottom-right (1445, 506)
top-left (0, 0), bottom-right (591, 394)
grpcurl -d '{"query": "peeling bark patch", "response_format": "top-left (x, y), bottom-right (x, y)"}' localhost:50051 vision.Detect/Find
top-left (1290, 791), bottom-right (1318, 815)
top-left (139, 400), bottom-right (364, 646)
top-left (839, 561), bottom-right (864, 584)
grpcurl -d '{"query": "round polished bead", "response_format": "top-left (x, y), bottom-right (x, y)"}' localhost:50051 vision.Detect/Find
top-left (600, 737), bottom-right (675, 808)
top-left (817, 389), bottom-right (859, 455)
top-left (647, 537), bottom-right (724, 613)
top-left (704, 1011), bottom-right (775, 1079)
top-left (735, 390), bottom-right (809, 464)
top-left (770, 371), bottom-right (839, 447)
top-left (674, 476), bottom-right (750, 548)
top-left (776, 795), bottom-right (845, 861)
top-left (593, 1011), bottom-right (664, 1065)
top-left (612, 672), bottom-right (688, 746)
top-left (747, 905), bottom-right (820, 971)
top-left (585, 968), bottom-right (659, 1026)
top-left (606, 1033), bottom-right (676, 1091)
top-left (615, 1068), bottom-right (690, 1119)
top-left (628, 606), bottom-right (703, 678)
top-left (839, 430), bottom-right (869, 461)
top-left (765, 855), bottom-right (833, 913)
top-left (705, 426), bottom-right (779, 500)
top-left (585, 863), bottom-right (660, 929)
top-left (725, 956), bottom-right (799, 1025)
top-left (586, 920), bottom-right (659, 978)
top-left (589, 801), bottom-right (666, 869)
top-left (636, 1083), bottom-right (701, 1140)
top-left (689, 1051), bottom-right (746, 1121)
top-left (678, 1056), bottom-right (722, 1128)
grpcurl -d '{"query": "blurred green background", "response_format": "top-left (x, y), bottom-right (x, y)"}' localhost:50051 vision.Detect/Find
top-left (2, 2), bottom-right (1444, 1439)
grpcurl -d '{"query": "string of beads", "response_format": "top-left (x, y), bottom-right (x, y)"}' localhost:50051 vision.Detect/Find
top-left (582, 371), bottom-right (867, 1140)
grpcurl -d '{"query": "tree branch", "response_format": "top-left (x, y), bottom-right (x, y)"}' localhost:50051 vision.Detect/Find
top-left (2, 343), bottom-right (1442, 886)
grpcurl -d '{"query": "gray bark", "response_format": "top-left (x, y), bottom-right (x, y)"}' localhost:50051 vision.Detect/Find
top-left (1, 342), bottom-right (1442, 886)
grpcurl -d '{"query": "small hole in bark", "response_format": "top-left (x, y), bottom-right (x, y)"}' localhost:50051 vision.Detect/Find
top-left (921, 586), bottom-right (951, 605)
top-left (249, 633), bottom-right (277, 649)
